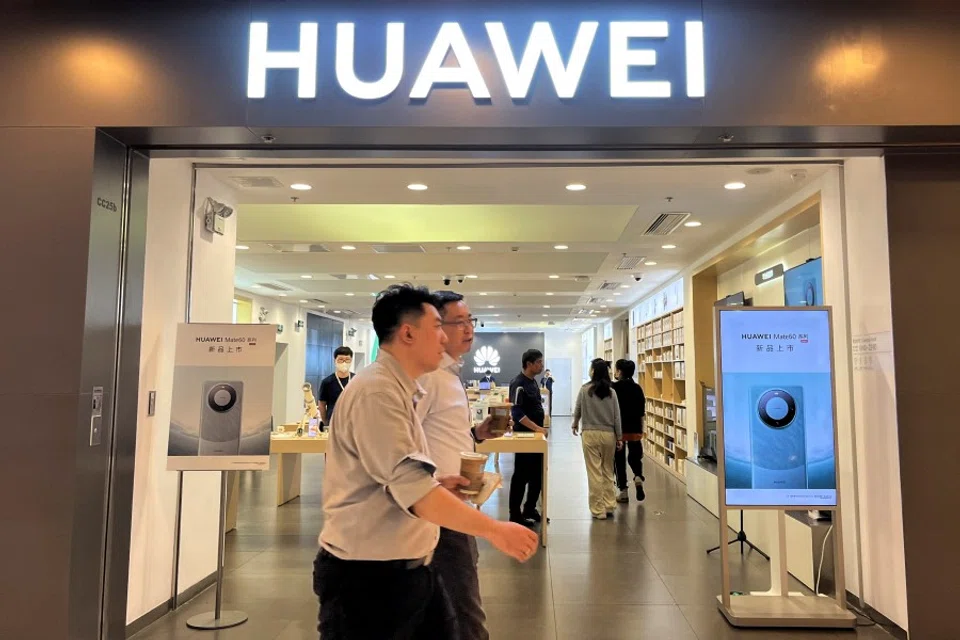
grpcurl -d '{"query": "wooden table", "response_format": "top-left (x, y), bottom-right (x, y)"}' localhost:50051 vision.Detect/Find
top-left (270, 433), bottom-right (328, 506)
top-left (476, 433), bottom-right (549, 547)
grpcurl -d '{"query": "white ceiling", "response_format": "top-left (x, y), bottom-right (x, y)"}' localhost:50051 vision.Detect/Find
top-left (206, 162), bottom-right (830, 329)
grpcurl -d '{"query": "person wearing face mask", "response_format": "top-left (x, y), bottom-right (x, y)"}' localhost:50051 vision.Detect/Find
top-left (318, 346), bottom-right (355, 429)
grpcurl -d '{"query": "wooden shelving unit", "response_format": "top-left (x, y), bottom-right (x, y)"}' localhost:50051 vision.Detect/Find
top-left (636, 308), bottom-right (688, 483)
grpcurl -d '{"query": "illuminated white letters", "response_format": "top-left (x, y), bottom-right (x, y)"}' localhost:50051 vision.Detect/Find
top-left (485, 21), bottom-right (598, 99)
top-left (409, 23), bottom-right (490, 100)
top-left (685, 21), bottom-right (705, 98)
top-left (246, 20), bottom-right (707, 101)
top-left (248, 22), bottom-right (318, 99)
top-left (609, 21), bottom-right (670, 98)
top-left (336, 23), bottom-right (405, 100)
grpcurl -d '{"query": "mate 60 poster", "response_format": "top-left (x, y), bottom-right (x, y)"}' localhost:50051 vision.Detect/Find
top-left (167, 323), bottom-right (276, 471)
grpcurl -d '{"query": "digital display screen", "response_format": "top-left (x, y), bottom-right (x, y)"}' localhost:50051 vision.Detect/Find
top-left (478, 381), bottom-right (491, 391)
top-left (718, 308), bottom-right (837, 507)
top-left (784, 258), bottom-right (823, 307)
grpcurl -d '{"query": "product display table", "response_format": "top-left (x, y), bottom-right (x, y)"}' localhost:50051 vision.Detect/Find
top-left (270, 432), bottom-right (328, 506)
top-left (476, 433), bottom-right (549, 547)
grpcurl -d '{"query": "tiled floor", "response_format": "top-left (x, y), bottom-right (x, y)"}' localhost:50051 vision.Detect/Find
top-left (133, 418), bottom-right (893, 640)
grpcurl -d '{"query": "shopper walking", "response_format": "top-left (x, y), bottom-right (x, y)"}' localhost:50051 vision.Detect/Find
top-left (508, 349), bottom-right (549, 526)
top-left (315, 284), bottom-right (539, 640)
top-left (613, 359), bottom-right (646, 502)
top-left (416, 290), bottom-right (503, 640)
top-left (317, 346), bottom-right (354, 428)
top-left (572, 358), bottom-right (623, 520)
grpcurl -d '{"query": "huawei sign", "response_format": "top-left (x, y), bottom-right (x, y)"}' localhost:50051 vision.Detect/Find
top-left (473, 345), bottom-right (501, 374)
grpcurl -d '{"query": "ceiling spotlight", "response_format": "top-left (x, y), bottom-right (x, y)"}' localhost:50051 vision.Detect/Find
top-left (546, 292), bottom-right (554, 296)
top-left (565, 183), bottom-right (587, 192)
top-left (645, 261), bottom-right (658, 266)
top-left (384, 275), bottom-right (396, 279)
top-left (333, 310), bottom-right (341, 314)
top-left (457, 245), bottom-right (471, 251)
top-left (368, 274), bottom-right (380, 280)
top-left (724, 181), bottom-right (747, 190)
top-left (549, 274), bottom-right (560, 279)
top-left (543, 305), bottom-right (551, 309)
top-left (278, 294), bottom-right (287, 297)
top-left (342, 245), bottom-right (356, 251)
top-left (488, 305), bottom-right (495, 309)
top-left (345, 293), bottom-right (355, 297)
top-left (542, 314), bottom-right (549, 317)
top-left (407, 183), bottom-right (428, 191)
top-left (300, 274), bottom-right (313, 279)
top-left (290, 183), bottom-right (312, 191)
top-left (235, 245), bottom-right (250, 250)
top-left (554, 245), bottom-right (569, 250)
top-left (620, 285), bottom-right (630, 289)
top-left (317, 304), bottom-right (325, 308)
top-left (684, 220), bottom-right (702, 227)
top-left (299, 299), bottom-right (308, 303)
top-left (479, 292), bottom-right (487, 296)
top-left (662, 244), bottom-right (677, 250)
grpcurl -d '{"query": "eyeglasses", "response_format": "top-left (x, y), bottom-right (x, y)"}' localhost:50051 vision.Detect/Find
top-left (335, 357), bottom-right (352, 364)
top-left (442, 316), bottom-right (478, 330)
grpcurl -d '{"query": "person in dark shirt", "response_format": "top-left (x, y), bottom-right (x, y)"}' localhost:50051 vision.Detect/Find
top-left (508, 349), bottom-right (548, 526)
top-left (612, 358), bottom-right (646, 502)
top-left (318, 346), bottom-right (355, 428)
top-left (480, 370), bottom-right (496, 384)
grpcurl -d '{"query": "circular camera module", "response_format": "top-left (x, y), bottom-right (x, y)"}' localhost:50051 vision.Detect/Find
top-left (757, 389), bottom-right (797, 428)
top-left (207, 383), bottom-right (237, 413)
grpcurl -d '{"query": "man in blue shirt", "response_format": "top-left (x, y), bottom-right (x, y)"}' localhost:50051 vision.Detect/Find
top-left (508, 349), bottom-right (549, 526)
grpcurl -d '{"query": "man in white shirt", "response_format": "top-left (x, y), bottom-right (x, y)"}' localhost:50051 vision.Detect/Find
top-left (416, 291), bottom-right (500, 640)
top-left (315, 284), bottom-right (538, 639)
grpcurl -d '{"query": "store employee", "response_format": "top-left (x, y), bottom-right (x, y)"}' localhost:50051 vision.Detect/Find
top-left (315, 284), bottom-right (538, 639)
top-left (508, 349), bottom-right (549, 526)
top-left (318, 346), bottom-right (354, 427)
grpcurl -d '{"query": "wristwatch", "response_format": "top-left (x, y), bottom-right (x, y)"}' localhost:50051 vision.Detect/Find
top-left (470, 426), bottom-right (484, 444)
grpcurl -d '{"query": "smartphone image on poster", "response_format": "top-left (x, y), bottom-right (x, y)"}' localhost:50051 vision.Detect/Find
top-left (199, 381), bottom-right (244, 455)
top-left (750, 386), bottom-right (806, 489)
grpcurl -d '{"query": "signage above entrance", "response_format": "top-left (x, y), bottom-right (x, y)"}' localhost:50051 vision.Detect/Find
top-left (248, 20), bottom-right (705, 102)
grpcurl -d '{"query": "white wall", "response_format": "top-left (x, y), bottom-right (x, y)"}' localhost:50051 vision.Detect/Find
top-left (341, 319), bottom-right (374, 371)
top-left (543, 329), bottom-right (582, 414)
top-left (127, 159), bottom-right (191, 623)
top-left (716, 226), bottom-right (821, 305)
top-left (840, 157), bottom-right (907, 629)
top-left (235, 291), bottom-right (307, 424)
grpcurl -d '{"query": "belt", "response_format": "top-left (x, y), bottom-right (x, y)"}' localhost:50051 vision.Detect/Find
top-left (320, 548), bottom-right (433, 570)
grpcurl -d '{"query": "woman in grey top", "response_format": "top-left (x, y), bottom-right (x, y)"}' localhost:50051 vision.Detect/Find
top-left (572, 358), bottom-right (623, 519)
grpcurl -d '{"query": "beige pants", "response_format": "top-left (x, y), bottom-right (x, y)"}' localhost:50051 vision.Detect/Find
top-left (581, 430), bottom-right (617, 516)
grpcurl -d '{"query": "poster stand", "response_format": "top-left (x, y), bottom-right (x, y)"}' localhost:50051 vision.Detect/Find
top-left (185, 471), bottom-right (248, 631)
top-left (714, 307), bottom-right (855, 629)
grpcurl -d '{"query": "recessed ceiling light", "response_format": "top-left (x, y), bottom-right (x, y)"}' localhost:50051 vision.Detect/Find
top-left (457, 245), bottom-right (471, 251)
top-left (370, 293), bottom-right (377, 297)
top-left (479, 292), bottom-right (487, 296)
top-left (317, 304), bottom-right (325, 308)
top-left (278, 294), bottom-right (287, 297)
top-left (333, 310), bottom-right (341, 314)
top-left (543, 305), bottom-right (551, 309)
top-left (345, 293), bottom-right (355, 297)
top-left (542, 314), bottom-right (549, 317)
top-left (251, 284), bottom-right (261, 288)
top-left (299, 299), bottom-right (308, 303)
top-left (554, 245), bottom-right (569, 250)
top-left (300, 274), bottom-right (312, 279)
top-left (488, 305), bottom-right (495, 309)
top-left (384, 275), bottom-right (396, 279)
top-left (620, 285), bottom-right (630, 289)
top-left (684, 220), bottom-right (702, 227)
top-left (549, 275), bottom-right (560, 279)
top-left (368, 274), bottom-right (380, 280)
top-left (407, 183), bottom-right (428, 191)
top-left (645, 261), bottom-right (658, 266)
top-left (724, 181), bottom-right (747, 190)
top-left (466, 274), bottom-right (478, 279)
top-left (492, 314), bottom-right (501, 317)
top-left (662, 244), bottom-right (677, 250)
top-left (613, 293), bottom-right (621, 296)
top-left (342, 245), bottom-right (356, 251)
top-left (546, 292), bottom-right (554, 296)
top-left (565, 183), bottom-right (587, 192)
top-left (290, 183), bottom-right (312, 191)
top-left (235, 245), bottom-right (250, 250)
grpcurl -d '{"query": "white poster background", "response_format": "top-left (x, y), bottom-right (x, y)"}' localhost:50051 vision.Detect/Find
top-left (167, 323), bottom-right (276, 471)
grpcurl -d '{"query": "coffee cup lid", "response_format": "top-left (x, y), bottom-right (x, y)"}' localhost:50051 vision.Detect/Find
top-left (460, 451), bottom-right (487, 460)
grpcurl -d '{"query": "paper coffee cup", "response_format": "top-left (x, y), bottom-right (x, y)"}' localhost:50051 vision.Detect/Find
top-left (459, 452), bottom-right (488, 494)
top-left (488, 403), bottom-right (512, 436)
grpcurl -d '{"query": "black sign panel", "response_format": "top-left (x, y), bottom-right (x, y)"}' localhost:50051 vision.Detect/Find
top-left (463, 332), bottom-right (545, 383)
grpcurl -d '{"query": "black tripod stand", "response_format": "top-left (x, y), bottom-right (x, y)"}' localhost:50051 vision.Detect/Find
top-left (707, 511), bottom-right (769, 559)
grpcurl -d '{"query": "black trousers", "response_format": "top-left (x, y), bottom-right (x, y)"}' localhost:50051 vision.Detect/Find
top-left (614, 440), bottom-right (645, 490)
top-left (313, 549), bottom-right (458, 640)
top-left (509, 452), bottom-right (543, 517)
top-left (432, 529), bottom-right (488, 640)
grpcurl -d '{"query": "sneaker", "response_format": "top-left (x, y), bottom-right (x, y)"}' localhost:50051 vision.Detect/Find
top-left (592, 512), bottom-right (608, 520)
top-left (617, 489), bottom-right (629, 503)
top-left (635, 477), bottom-right (646, 502)
top-left (522, 509), bottom-right (542, 523)
top-left (510, 514), bottom-right (536, 527)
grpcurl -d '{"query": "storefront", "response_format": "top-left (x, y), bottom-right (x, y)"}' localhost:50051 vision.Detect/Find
top-left (3, 1), bottom-right (960, 638)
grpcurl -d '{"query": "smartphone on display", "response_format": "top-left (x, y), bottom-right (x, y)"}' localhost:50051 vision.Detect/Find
top-left (749, 386), bottom-right (806, 489)
top-left (199, 381), bottom-right (244, 455)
